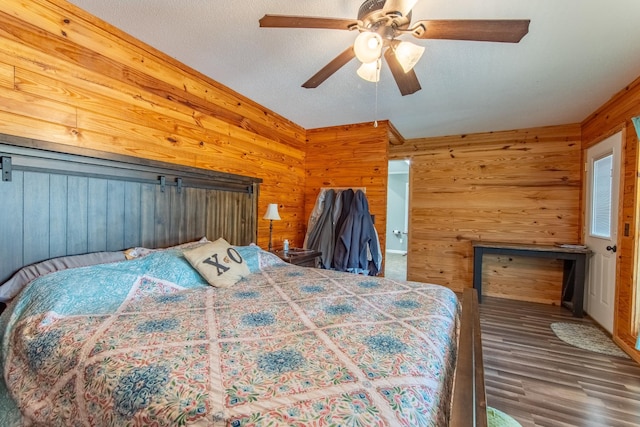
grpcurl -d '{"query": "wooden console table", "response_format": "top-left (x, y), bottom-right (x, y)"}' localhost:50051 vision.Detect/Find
top-left (472, 241), bottom-right (591, 317)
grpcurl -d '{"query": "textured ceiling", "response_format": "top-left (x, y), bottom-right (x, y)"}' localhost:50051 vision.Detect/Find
top-left (68, 0), bottom-right (640, 139)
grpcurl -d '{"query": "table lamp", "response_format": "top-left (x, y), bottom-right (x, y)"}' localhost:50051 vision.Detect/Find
top-left (263, 203), bottom-right (281, 251)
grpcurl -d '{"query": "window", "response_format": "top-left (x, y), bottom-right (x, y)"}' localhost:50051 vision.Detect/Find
top-left (591, 154), bottom-right (613, 238)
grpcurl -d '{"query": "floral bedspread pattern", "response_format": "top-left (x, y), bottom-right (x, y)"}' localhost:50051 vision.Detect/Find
top-left (1, 249), bottom-right (459, 426)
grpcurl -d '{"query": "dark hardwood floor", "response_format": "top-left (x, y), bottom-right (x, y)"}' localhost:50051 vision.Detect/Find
top-left (480, 296), bottom-right (640, 427)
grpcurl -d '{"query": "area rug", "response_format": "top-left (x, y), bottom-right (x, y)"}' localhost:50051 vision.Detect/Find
top-left (487, 406), bottom-right (522, 427)
top-left (550, 322), bottom-right (629, 358)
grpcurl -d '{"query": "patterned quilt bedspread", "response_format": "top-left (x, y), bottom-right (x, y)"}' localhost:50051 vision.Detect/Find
top-left (0, 247), bottom-right (460, 426)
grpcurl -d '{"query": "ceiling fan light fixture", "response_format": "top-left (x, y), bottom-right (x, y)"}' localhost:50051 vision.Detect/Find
top-left (394, 41), bottom-right (425, 73)
top-left (353, 31), bottom-right (383, 63)
top-left (260, 3), bottom-right (530, 96)
top-left (356, 60), bottom-right (381, 82)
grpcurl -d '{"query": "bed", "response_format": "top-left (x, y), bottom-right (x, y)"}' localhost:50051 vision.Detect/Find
top-left (0, 135), bottom-right (486, 426)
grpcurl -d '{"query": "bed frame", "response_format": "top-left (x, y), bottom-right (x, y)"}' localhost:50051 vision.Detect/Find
top-left (452, 288), bottom-right (487, 427)
top-left (0, 133), bottom-right (486, 426)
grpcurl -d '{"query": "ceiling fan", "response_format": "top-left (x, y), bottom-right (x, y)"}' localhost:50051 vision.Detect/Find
top-left (259, 0), bottom-right (530, 96)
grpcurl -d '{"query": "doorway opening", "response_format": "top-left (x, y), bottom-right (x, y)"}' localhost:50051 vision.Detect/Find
top-left (386, 160), bottom-right (409, 280)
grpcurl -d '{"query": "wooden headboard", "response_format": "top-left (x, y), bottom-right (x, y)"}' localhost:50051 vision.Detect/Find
top-left (0, 133), bottom-right (262, 285)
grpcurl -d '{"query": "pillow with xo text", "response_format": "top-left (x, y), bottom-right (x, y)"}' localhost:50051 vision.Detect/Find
top-left (183, 238), bottom-right (250, 287)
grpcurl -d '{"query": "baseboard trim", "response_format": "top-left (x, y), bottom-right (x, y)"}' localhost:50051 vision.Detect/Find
top-left (386, 250), bottom-right (407, 255)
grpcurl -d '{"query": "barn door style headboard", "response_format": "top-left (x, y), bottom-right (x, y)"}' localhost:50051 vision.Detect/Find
top-left (0, 133), bottom-right (262, 284)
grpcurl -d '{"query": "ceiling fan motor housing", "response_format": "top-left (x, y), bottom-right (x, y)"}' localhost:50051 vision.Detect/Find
top-left (357, 0), bottom-right (387, 21)
top-left (357, 0), bottom-right (411, 39)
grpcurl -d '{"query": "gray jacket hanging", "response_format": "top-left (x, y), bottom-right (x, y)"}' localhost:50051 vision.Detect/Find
top-left (305, 189), bottom-right (336, 269)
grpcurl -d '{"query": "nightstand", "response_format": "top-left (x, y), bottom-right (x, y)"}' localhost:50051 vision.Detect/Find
top-left (274, 249), bottom-right (322, 267)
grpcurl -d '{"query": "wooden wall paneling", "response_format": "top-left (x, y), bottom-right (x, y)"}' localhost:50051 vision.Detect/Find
top-left (582, 75), bottom-right (640, 147)
top-left (0, 0), bottom-right (307, 254)
top-left (0, 85), bottom-right (77, 129)
top-left (482, 255), bottom-right (564, 304)
top-left (613, 126), bottom-right (630, 339)
top-left (56, 0), bottom-right (303, 147)
top-left (11, 58), bottom-right (304, 179)
top-left (0, 109), bottom-right (76, 148)
top-left (0, 61), bottom-right (13, 88)
top-left (305, 121), bottom-right (389, 261)
top-left (616, 125), bottom-right (639, 360)
top-left (2, 1), bottom-right (302, 161)
top-left (390, 124), bottom-right (582, 300)
top-left (406, 240), bottom-right (469, 288)
top-left (0, 1), bottom-right (304, 150)
top-left (11, 68), bottom-right (305, 182)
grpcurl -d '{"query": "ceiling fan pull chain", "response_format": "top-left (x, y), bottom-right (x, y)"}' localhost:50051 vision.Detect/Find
top-left (374, 58), bottom-right (380, 128)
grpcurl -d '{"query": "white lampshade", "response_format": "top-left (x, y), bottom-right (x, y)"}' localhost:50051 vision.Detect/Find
top-left (357, 60), bottom-right (380, 83)
top-left (263, 203), bottom-right (281, 220)
top-left (394, 41), bottom-right (425, 73)
top-left (353, 31), bottom-right (383, 64)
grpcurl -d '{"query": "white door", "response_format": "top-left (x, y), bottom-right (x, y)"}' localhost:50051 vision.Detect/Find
top-left (585, 132), bottom-right (622, 333)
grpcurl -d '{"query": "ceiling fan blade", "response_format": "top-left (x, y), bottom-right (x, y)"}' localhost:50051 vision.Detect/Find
top-left (384, 42), bottom-right (421, 96)
top-left (383, 0), bottom-right (419, 17)
top-left (302, 46), bottom-right (356, 88)
top-left (412, 19), bottom-right (530, 43)
top-left (259, 15), bottom-right (358, 30)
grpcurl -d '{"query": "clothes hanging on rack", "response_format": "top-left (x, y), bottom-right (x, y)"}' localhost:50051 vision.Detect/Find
top-left (334, 189), bottom-right (354, 246)
top-left (305, 189), bottom-right (336, 269)
top-left (304, 188), bottom-right (343, 250)
top-left (305, 188), bottom-right (382, 275)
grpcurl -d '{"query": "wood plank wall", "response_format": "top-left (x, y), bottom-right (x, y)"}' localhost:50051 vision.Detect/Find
top-left (582, 74), bottom-right (640, 362)
top-left (390, 125), bottom-right (582, 303)
top-left (0, 0), bottom-right (307, 250)
top-left (305, 121), bottom-right (390, 258)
